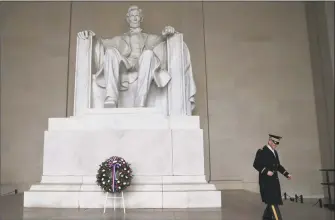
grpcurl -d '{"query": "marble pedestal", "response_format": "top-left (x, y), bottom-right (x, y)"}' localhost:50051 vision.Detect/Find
top-left (24, 108), bottom-right (222, 208)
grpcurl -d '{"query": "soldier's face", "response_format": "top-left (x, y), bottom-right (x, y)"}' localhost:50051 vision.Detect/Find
top-left (270, 140), bottom-right (278, 149)
top-left (127, 10), bottom-right (141, 28)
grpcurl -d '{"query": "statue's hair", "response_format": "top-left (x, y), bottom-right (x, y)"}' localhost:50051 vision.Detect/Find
top-left (126, 5), bottom-right (143, 19)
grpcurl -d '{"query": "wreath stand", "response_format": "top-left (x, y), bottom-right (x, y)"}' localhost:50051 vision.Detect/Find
top-left (103, 191), bottom-right (126, 214)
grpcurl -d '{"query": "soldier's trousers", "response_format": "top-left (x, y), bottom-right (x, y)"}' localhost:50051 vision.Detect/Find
top-left (262, 204), bottom-right (283, 220)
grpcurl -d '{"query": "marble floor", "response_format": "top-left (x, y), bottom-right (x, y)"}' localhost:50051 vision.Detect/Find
top-left (0, 190), bottom-right (333, 220)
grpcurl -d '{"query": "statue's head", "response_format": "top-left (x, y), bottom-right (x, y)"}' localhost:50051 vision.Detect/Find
top-left (126, 5), bottom-right (143, 28)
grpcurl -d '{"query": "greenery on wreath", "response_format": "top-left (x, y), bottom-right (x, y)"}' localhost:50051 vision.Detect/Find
top-left (96, 156), bottom-right (133, 193)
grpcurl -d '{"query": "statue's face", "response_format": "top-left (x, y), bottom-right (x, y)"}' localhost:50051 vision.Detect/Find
top-left (127, 9), bottom-right (142, 28)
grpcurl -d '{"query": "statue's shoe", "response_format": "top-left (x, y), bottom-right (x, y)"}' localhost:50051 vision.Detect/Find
top-left (104, 100), bottom-right (117, 108)
top-left (135, 96), bottom-right (147, 107)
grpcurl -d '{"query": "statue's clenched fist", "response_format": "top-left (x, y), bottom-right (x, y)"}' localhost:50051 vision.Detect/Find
top-left (77, 30), bottom-right (96, 39)
top-left (162, 26), bottom-right (176, 37)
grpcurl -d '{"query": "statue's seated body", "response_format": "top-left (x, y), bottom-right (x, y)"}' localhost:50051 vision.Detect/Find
top-left (74, 5), bottom-right (196, 116)
top-left (91, 34), bottom-right (171, 110)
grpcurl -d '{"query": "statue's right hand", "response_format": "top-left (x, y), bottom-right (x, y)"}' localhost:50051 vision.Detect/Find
top-left (77, 30), bottom-right (96, 39)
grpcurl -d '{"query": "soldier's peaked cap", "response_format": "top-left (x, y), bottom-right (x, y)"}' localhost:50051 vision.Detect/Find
top-left (268, 134), bottom-right (282, 140)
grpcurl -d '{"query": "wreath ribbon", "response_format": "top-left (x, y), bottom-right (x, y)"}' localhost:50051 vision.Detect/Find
top-left (111, 163), bottom-right (120, 192)
top-left (112, 164), bottom-right (116, 192)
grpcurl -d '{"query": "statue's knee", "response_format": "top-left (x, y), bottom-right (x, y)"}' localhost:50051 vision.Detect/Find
top-left (106, 47), bottom-right (119, 55)
top-left (141, 50), bottom-right (154, 57)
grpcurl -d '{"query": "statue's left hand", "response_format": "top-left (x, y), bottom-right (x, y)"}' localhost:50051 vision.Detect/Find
top-left (77, 30), bottom-right (96, 40)
top-left (162, 26), bottom-right (176, 37)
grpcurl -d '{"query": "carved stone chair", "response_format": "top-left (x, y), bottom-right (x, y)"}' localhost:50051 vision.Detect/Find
top-left (74, 33), bottom-right (194, 116)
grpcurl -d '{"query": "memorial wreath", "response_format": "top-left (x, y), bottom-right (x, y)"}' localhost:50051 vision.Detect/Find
top-left (96, 156), bottom-right (133, 193)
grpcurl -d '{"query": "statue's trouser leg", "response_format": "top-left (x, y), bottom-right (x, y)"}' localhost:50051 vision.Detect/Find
top-left (135, 50), bottom-right (157, 107)
top-left (104, 48), bottom-right (124, 107)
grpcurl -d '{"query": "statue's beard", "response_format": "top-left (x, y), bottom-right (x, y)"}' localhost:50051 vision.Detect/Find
top-left (129, 22), bottom-right (140, 28)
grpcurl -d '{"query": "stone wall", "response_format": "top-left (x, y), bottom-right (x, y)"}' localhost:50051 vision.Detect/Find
top-left (305, 1), bottom-right (334, 201)
top-left (0, 2), bottom-right (71, 191)
top-left (325, 1), bottom-right (334, 74)
top-left (203, 2), bottom-right (322, 196)
top-left (0, 1), bottom-right (329, 197)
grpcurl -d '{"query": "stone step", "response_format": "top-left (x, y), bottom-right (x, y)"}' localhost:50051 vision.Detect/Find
top-left (40, 175), bottom-right (208, 185)
top-left (29, 183), bottom-right (217, 192)
top-left (24, 190), bottom-right (222, 208)
top-left (77, 108), bottom-right (162, 115)
top-left (48, 115), bottom-right (200, 130)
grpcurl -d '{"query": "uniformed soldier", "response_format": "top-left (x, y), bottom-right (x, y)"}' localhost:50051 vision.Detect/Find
top-left (253, 134), bottom-right (292, 220)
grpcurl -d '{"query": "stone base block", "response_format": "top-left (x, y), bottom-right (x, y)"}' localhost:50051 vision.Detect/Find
top-left (24, 182), bottom-right (222, 208)
top-left (42, 129), bottom-right (205, 176)
top-left (23, 111), bottom-right (221, 209)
